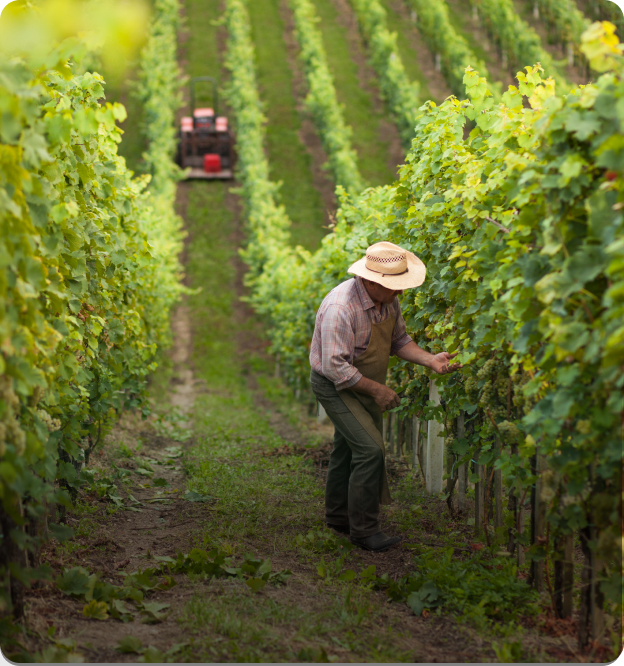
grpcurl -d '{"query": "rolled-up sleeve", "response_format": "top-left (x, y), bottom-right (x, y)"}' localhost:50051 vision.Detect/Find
top-left (320, 304), bottom-right (363, 390)
top-left (390, 302), bottom-right (412, 355)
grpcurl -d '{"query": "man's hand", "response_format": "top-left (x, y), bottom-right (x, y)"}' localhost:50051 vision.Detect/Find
top-left (429, 351), bottom-right (461, 375)
top-left (351, 376), bottom-right (401, 412)
top-left (372, 384), bottom-right (401, 412)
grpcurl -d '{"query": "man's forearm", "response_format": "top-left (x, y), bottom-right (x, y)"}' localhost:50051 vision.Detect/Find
top-left (350, 375), bottom-right (384, 398)
top-left (395, 341), bottom-right (434, 368)
top-left (351, 375), bottom-right (400, 411)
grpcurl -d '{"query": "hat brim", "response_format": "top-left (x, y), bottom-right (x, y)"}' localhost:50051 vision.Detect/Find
top-left (347, 251), bottom-right (426, 290)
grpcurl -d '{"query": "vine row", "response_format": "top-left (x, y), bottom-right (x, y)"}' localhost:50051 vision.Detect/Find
top-left (471, 0), bottom-right (571, 90)
top-left (288, 0), bottom-right (366, 195)
top-left (223, 0), bottom-right (292, 280)
top-left (533, 0), bottom-right (590, 64)
top-left (349, 0), bottom-right (422, 149)
top-left (244, 22), bottom-right (624, 639)
top-left (0, 0), bottom-right (184, 620)
top-left (403, 0), bottom-right (498, 99)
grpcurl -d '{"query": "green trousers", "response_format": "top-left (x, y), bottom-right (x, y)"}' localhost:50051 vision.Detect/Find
top-left (310, 370), bottom-right (384, 539)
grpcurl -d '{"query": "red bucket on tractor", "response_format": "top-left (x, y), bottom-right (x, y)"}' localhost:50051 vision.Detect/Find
top-left (175, 77), bottom-right (234, 180)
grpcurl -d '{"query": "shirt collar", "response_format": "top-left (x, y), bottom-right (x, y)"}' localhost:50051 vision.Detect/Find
top-left (354, 276), bottom-right (377, 312)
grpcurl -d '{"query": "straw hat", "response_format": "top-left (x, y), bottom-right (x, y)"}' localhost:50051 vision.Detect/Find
top-left (348, 241), bottom-right (426, 290)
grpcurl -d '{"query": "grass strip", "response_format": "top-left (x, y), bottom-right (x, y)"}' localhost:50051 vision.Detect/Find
top-left (288, 0), bottom-right (366, 194)
top-left (348, 0), bottom-right (422, 149)
top-left (248, 0), bottom-right (327, 250)
top-left (185, 0), bottom-right (223, 79)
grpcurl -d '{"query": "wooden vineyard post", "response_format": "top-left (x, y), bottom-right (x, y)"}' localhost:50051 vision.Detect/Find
top-left (579, 524), bottom-right (605, 647)
top-left (382, 414), bottom-right (388, 444)
top-left (517, 502), bottom-right (526, 566)
top-left (425, 379), bottom-right (444, 494)
top-left (475, 455), bottom-right (485, 534)
top-left (554, 533), bottom-right (574, 618)
top-left (411, 417), bottom-right (421, 475)
top-left (530, 454), bottom-right (546, 591)
top-left (457, 412), bottom-right (467, 513)
top-left (419, 423), bottom-right (426, 480)
top-left (388, 413), bottom-right (396, 455)
top-left (494, 469), bottom-right (503, 529)
top-left (398, 418), bottom-right (404, 457)
top-left (404, 418), bottom-right (412, 463)
top-left (446, 446), bottom-right (453, 493)
top-left (493, 436), bottom-right (503, 529)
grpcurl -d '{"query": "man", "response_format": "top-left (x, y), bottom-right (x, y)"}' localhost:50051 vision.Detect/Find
top-left (309, 241), bottom-right (459, 552)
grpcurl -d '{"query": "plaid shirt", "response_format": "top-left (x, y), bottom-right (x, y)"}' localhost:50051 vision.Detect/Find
top-left (310, 276), bottom-right (412, 390)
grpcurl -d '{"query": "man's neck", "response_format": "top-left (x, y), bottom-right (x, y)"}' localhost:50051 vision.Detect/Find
top-left (361, 279), bottom-right (383, 312)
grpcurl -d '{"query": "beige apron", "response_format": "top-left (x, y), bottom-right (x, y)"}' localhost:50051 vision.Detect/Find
top-left (337, 309), bottom-right (395, 504)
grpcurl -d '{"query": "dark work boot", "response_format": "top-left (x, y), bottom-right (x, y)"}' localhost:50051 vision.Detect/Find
top-left (326, 523), bottom-right (350, 535)
top-left (350, 532), bottom-right (401, 552)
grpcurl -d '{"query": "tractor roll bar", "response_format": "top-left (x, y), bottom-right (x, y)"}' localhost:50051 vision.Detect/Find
top-left (190, 76), bottom-right (219, 116)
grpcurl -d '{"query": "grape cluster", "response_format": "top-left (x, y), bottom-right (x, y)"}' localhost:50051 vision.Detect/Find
top-left (497, 420), bottom-right (520, 445)
top-left (474, 358), bottom-right (507, 419)
top-left (442, 305), bottom-right (455, 327)
top-left (0, 376), bottom-right (25, 457)
top-left (36, 409), bottom-right (61, 433)
top-left (442, 417), bottom-right (456, 458)
top-left (465, 375), bottom-right (480, 404)
top-left (511, 371), bottom-right (538, 415)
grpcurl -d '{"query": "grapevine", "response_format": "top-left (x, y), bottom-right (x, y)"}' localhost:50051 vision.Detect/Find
top-left (349, 0), bottom-right (422, 149)
top-left (403, 0), bottom-right (499, 98)
top-left (0, 0), bottom-right (184, 618)
top-left (242, 22), bottom-right (624, 612)
top-left (470, 0), bottom-right (571, 90)
top-left (288, 0), bottom-right (366, 195)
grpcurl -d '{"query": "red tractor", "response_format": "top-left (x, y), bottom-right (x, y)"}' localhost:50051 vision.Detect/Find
top-left (176, 77), bottom-right (234, 179)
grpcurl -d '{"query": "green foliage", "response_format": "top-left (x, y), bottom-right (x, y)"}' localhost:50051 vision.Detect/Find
top-left (349, 0), bottom-right (421, 149)
top-left (223, 0), bottom-right (292, 280)
top-left (0, 0), bottom-right (183, 616)
top-left (115, 635), bottom-right (187, 662)
top-left (376, 548), bottom-right (538, 627)
top-left (55, 548), bottom-right (290, 624)
top-left (492, 639), bottom-right (525, 662)
top-left (246, 0), bottom-right (327, 250)
top-left (241, 20), bottom-right (624, 605)
top-left (116, 635), bottom-right (144, 654)
top-left (82, 599), bottom-right (109, 620)
top-left (471, 0), bottom-right (571, 90)
top-left (534, 0), bottom-right (591, 64)
top-left (288, 0), bottom-right (366, 195)
top-left (295, 528), bottom-right (354, 555)
top-left (404, 0), bottom-right (499, 98)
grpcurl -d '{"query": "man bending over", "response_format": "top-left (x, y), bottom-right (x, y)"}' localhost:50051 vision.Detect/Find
top-left (309, 242), bottom-right (459, 552)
